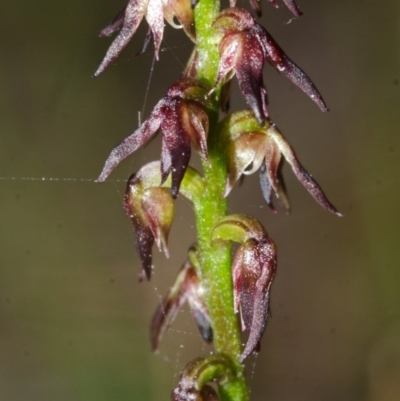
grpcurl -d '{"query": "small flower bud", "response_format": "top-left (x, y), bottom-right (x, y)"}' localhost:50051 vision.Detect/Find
top-left (172, 355), bottom-right (234, 401)
top-left (141, 187), bottom-right (174, 257)
top-left (212, 214), bottom-right (277, 361)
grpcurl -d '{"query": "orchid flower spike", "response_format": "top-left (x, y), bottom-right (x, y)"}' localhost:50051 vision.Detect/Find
top-left (151, 246), bottom-right (212, 350)
top-left (212, 214), bottom-right (277, 361)
top-left (97, 78), bottom-right (209, 197)
top-left (212, 8), bottom-right (327, 125)
top-left (221, 110), bottom-right (341, 215)
top-left (94, 0), bottom-right (195, 76)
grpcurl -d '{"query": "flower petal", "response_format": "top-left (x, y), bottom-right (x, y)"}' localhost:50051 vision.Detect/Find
top-left (184, 102), bottom-right (209, 162)
top-left (150, 260), bottom-right (191, 350)
top-left (235, 34), bottom-right (269, 124)
top-left (188, 296), bottom-right (213, 343)
top-left (160, 100), bottom-right (192, 197)
top-left (282, 0), bottom-right (302, 17)
top-left (99, 8), bottom-right (126, 37)
top-left (268, 126), bottom-right (341, 215)
top-left (97, 101), bottom-right (163, 182)
top-left (145, 0), bottom-right (165, 58)
top-left (150, 256), bottom-right (212, 350)
top-left (213, 33), bottom-right (241, 93)
top-left (124, 175), bottom-right (156, 281)
top-left (165, 0), bottom-right (196, 41)
top-left (141, 187), bottom-right (174, 257)
top-left (225, 132), bottom-right (268, 196)
top-left (256, 25), bottom-right (328, 112)
top-left (259, 162), bottom-right (276, 212)
top-left (94, 0), bottom-right (148, 77)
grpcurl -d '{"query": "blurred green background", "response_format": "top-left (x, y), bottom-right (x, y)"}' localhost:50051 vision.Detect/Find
top-left (1, 0), bottom-right (399, 400)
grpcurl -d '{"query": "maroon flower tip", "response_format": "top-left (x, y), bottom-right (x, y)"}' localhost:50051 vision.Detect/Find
top-left (282, 0), bottom-right (302, 17)
top-left (98, 8), bottom-right (126, 38)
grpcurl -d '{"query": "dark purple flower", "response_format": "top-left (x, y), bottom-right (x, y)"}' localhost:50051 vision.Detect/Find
top-left (212, 8), bottom-right (327, 125)
top-left (212, 214), bottom-right (277, 361)
top-left (94, 0), bottom-right (195, 77)
top-left (151, 246), bottom-right (212, 350)
top-left (97, 78), bottom-right (209, 198)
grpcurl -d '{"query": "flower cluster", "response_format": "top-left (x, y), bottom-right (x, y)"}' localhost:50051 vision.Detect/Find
top-left (95, 0), bottom-right (339, 399)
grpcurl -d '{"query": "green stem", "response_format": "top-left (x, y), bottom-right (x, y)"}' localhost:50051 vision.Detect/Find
top-left (193, 1), bottom-right (249, 400)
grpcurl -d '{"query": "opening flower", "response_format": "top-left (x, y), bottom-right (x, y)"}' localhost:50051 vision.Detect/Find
top-left (124, 165), bottom-right (174, 281)
top-left (123, 161), bottom-right (204, 280)
top-left (212, 8), bottom-right (327, 125)
top-left (97, 78), bottom-right (209, 198)
top-left (222, 110), bottom-right (341, 215)
top-left (94, 0), bottom-right (195, 77)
